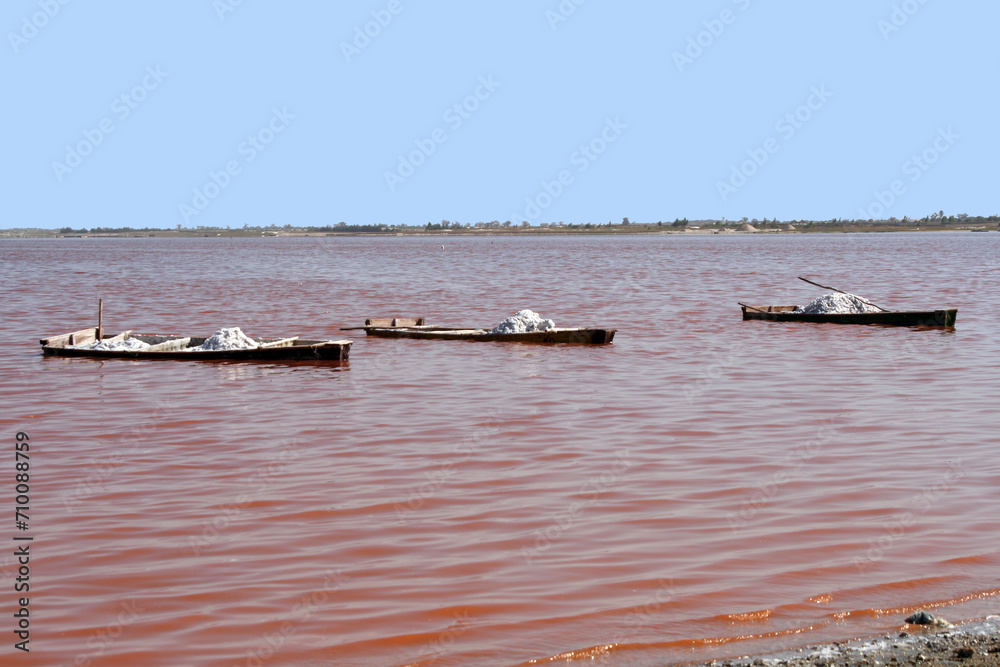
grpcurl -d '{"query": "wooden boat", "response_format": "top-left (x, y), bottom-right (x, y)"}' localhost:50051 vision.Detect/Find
top-left (39, 327), bottom-right (352, 361)
top-left (350, 318), bottom-right (616, 344)
top-left (740, 305), bottom-right (957, 327)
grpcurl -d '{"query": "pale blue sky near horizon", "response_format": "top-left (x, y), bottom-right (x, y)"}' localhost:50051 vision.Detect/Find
top-left (2, 1), bottom-right (997, 230)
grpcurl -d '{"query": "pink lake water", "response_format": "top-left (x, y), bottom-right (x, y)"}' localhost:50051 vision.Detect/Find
top-left (1, 232), bottom-right (998, 666)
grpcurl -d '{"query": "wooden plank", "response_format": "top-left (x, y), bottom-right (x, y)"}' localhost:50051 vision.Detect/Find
top-left (364, 317), bottom-right (426, 327)
top-left (738, 303), bottom-right (768, 313)
top-left (40, 327), bottom-right (98, 347)
top-left (39, 332), bottom-right (69, 346)
top-left (145, 337), bottom-right (191, 352)
top-left (94, 330), bottom-right (134, 345)
top-left (72, 329), bottom-right (97, 346)
top-left (258, 337), bottom-right (298, 349)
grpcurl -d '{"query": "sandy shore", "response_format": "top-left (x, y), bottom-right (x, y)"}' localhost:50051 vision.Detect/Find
top-left (688, 617), bottom-right (1000, 667)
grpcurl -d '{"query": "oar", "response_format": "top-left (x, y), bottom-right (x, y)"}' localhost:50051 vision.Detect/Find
top-left (797, 276), bottom-right (890, 312)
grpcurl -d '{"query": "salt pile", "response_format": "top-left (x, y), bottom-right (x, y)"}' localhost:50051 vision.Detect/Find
top-left (490, 310), bottom-right (555, 334)
top-left (192, 327), bottom-right (259, 351)
top-left (87, 337), bottom-right (150, 351)
top-left (795, 292), bottom-right (881, 314)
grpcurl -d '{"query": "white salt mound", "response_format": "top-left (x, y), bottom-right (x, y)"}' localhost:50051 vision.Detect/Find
top-left (490, 310), bottom-right (555, 335)
top-left (795, 292), bottom-right (881, 314)
top-left (193, 327), bottom-right (259, 351)
top-left (88, 337), bottom-right (150, 351)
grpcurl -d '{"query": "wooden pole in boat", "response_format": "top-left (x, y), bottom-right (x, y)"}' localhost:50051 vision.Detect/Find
top-left (738, 302), bottom-right (768, 313)
top-left (797, 277), bottom-right (890, 312)
top-left (97, 298), bottom-right (103, 340)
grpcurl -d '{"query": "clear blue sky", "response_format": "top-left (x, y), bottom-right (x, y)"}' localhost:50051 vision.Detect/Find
top-left (3, 1), bottom-right (997, 229)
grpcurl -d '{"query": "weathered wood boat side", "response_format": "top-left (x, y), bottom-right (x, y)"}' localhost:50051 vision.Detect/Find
top-left (740, 305), bottom-right (957, 327)
top-left (364, 326), bottom-right (616, 344)
top-left (355, 319), bottom-right (616, 344)
top-left (40, 328), bottom-right (352, 360)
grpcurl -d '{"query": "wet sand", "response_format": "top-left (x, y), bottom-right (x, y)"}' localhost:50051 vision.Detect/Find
top-left (690, 617), bottom-right (1000, 667)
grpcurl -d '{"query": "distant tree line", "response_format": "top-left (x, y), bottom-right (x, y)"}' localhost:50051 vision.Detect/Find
top-left (54, 214), bottom-right (1000, 236)
top-left (59, 226), bottom-right (161, 234)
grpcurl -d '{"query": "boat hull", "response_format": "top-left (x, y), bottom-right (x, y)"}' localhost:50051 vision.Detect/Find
top-left (363, 327), bottom-right (616, 344)
top-left (741, 305), bottom-right (957, 327)
top-left (40, 330), bottom-right (352, 361)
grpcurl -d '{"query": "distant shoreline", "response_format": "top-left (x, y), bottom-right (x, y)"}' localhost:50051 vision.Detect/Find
top-left (2, 222), bottom-right (998, 239)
